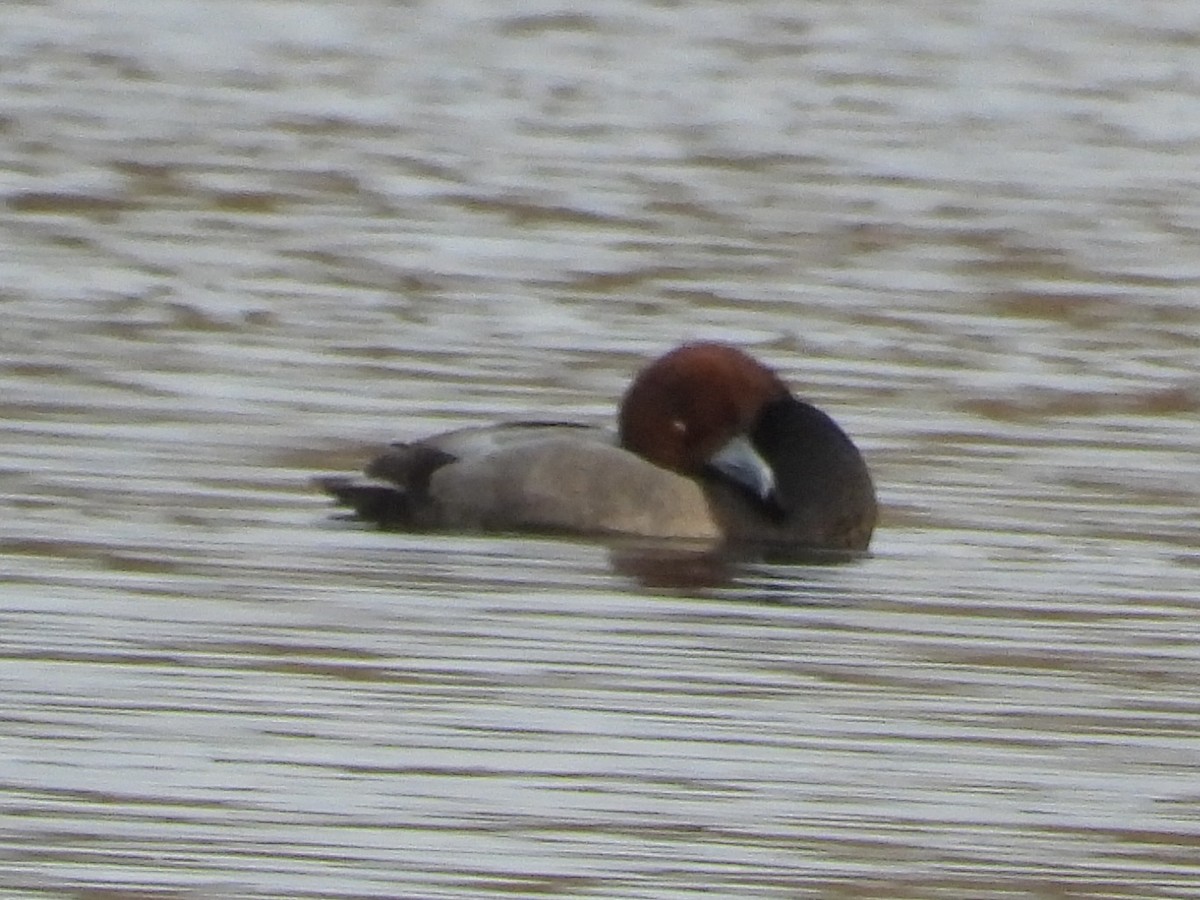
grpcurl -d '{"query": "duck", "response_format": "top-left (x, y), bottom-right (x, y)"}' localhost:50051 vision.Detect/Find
top-left (316, 342), bottom-right (877, 551)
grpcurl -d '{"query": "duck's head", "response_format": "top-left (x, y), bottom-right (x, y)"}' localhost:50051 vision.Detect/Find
top-left (618, 342), bottom-right (788, 509)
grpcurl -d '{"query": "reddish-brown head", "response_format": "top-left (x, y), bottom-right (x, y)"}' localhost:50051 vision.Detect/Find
top-left (618, 343), bottom-right (789, 474)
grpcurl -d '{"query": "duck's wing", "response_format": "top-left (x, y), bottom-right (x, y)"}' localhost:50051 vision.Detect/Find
top-left (419, 421), bottom-right (609, 458)
top-left (317, 423), bottom-right (613, 530)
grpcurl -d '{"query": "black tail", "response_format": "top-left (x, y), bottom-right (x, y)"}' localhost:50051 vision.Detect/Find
top-left (314, 476), bottom-right (413, 528)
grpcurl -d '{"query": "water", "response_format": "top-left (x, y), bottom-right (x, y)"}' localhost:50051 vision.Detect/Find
top-left (2, 0), bottom-right (1198, 897)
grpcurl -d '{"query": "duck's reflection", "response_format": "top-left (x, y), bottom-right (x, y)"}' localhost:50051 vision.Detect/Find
top-left (605, 536), bottom-right (866, 593)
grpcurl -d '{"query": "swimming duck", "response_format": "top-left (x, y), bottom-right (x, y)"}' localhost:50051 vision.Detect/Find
top-left (317, 343), bottom-right (877, 551)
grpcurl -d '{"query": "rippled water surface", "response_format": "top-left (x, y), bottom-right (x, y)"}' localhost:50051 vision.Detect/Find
top-left (2, 1), bottom-right (1199, 897)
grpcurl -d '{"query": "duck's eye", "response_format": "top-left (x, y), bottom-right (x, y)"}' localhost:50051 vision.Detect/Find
top-left (670, 418), bottom-right (687, 435)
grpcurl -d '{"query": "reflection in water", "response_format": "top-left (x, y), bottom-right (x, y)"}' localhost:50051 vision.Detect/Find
top-left (1, 0), bottom-right (1199, 897)
top-left (607, 538), bottom-right (866, 593)
top-left (611, 543), bottom-right (740, 590)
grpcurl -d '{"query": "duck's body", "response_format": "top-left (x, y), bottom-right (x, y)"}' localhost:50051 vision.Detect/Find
top-left (317, 343), bottom-right (877, 551)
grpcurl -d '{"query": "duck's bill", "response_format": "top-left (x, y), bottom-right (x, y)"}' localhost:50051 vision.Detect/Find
top-left (706, 433), bottom-right (781, 511)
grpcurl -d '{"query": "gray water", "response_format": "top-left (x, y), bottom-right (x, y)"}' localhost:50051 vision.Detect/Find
top-left (2, 1), bottom-right (1198, 897)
